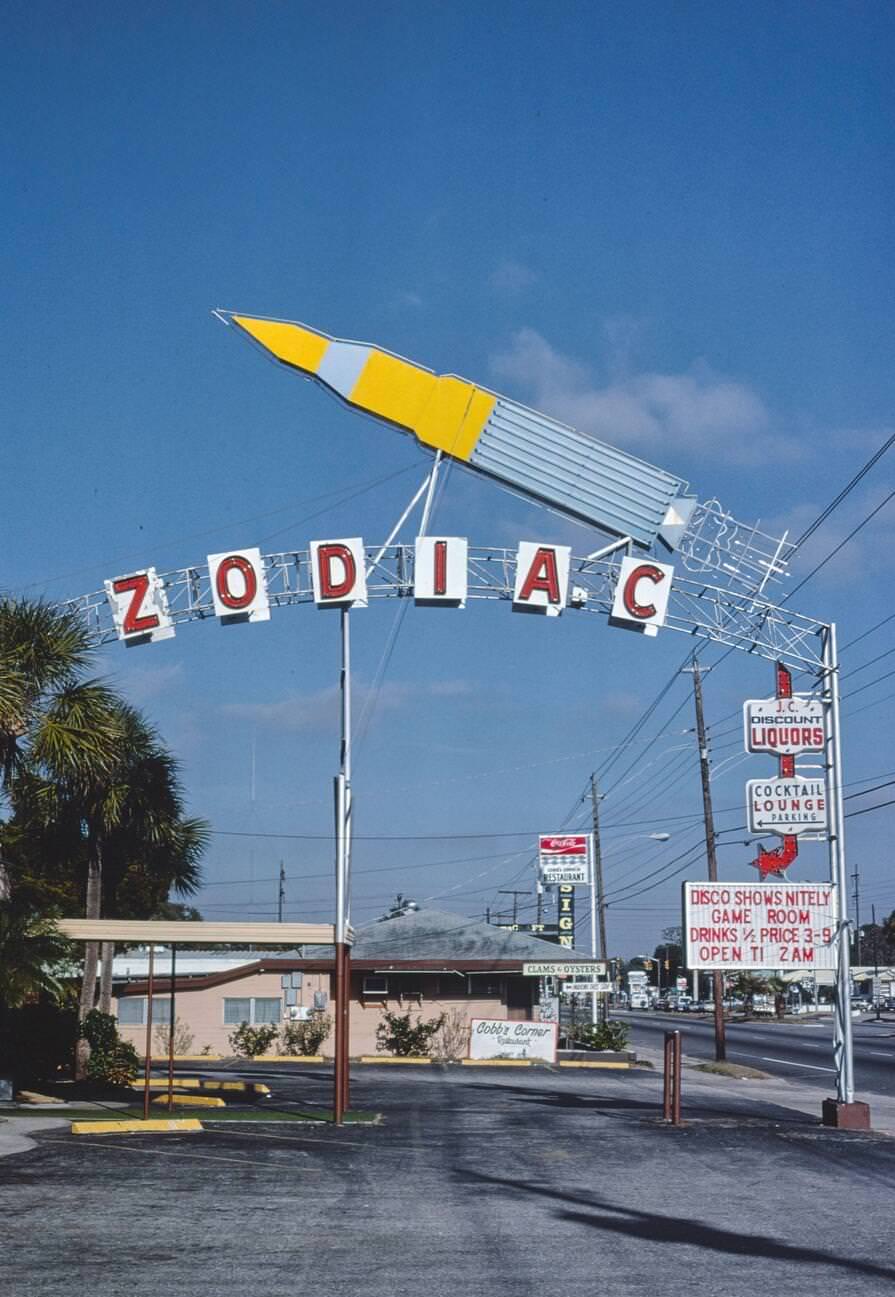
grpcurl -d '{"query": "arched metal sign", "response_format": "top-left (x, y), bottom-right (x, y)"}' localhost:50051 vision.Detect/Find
top-left (53, 312), bottom-right (857, 1122)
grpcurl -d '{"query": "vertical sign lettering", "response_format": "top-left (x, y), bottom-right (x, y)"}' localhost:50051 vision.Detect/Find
top-left (513, 542), bottom-right (571, 617)
top-left (610, 556), bottom-right (674, 636)
top-left (105, 568), bottom-right (174, 644)
top-left (310, 538), bottom-right (368, 607)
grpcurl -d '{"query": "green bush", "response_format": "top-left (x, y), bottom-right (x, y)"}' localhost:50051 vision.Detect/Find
top-left (574, 1020), bottom-right (630, 1052)
top-left (280, 1013), bottom-right (332, 1056)
top-left (81, 1009), bottom-right (140, 1086)
top-left (228, 1021), bottom-right (279, 1058)
top-left (376, 1008), bottom-right (446, 1057)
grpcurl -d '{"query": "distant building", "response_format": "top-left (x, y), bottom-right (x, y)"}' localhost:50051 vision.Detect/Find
top-left (112, 907), bottom-right (593, 1057)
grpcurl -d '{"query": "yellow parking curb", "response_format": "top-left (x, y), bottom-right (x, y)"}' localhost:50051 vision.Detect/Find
top-left (129, 1078), bottom-right (200, 1090)
top-left (461, 1058), bottom-right (534, 1067)
top-left (359, 1056), bottom-right (432, 1065)
top-left (558, 1060), bottom-right (631, 1069)
top-left (152, 1094), bottom-right (225, 1107)
top-left (254, 1055), bottom-right (324, 1063)
top-left (199, 1081), bottom-right (271, 1095)
top-left (71, 1119), bottom-right (203, 1135)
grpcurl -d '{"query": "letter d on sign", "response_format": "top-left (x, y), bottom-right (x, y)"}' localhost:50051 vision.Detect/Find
top-left (610, 556), bottom-right (674, 637)
top-left (310, 538), bottom-right (368, 607)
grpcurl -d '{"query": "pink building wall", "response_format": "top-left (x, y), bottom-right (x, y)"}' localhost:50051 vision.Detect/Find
top-left (115, 970), bottom-right (518, 1058)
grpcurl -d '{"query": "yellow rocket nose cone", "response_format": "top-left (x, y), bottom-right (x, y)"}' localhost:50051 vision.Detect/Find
top-left (232, 315), bottom-right (330, 376)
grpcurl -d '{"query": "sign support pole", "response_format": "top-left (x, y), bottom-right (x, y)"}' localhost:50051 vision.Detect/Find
top-left (689, 660), bottom-right (726, 1061)
top-left (332, 606), bottom-right (353, 1126)
top-left (821, 623), bottom-right (861, 1118)
top-left (589, 777), bottom-right (607, 1025)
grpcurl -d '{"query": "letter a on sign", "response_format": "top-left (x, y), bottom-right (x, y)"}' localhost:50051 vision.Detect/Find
top-left (610, 556), bottom-right (674, 637)
top-left (105, 568), bottom-right (175, 644)
top-left (513, 542), bottom-right (571, 617)
top-left (414, 537), bottom-right (468, 607)
top-left (208, 548), bottom-right (270, 623)
top-left (310, 538), bottom-right (368, 608)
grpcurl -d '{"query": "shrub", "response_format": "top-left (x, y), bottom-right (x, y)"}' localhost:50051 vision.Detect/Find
top-left (376, 1008), bottom-right (446, 1057)
top-left (432, 1008), bottom-right (468, 1061)
top-left (574, 1020), bottom-right (630, 1052)
top-left (280, 1013), bottom-right (332, 1056)
top-left (228, 1021), bottom-right (279, 1058)
top-left (153, 1017), bottom-right (195, 1057)
top-left (81, 1009), bottom-right (140, 1086)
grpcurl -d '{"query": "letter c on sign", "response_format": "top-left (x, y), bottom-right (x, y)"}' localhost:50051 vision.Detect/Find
top-left (215, 555), bottom-right (258, 610)
top-left (622, 564), bottom-right (666, 620)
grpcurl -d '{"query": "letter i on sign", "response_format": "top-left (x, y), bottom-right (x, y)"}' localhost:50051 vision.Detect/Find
top-left (414, 537), bottom-right (468, 606)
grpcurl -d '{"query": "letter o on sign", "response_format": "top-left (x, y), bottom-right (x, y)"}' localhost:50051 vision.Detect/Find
top-left (208, 548), bottom-right (270, 623)
top-left (216, 555), bottom-right (258, 610)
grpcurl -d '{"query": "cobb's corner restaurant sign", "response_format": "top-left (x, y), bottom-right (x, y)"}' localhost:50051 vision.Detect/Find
top-left (683, 882), bottom-right (837, 971)
top-left (469, 1018), bottom-right (558, 1062)
top-left (102, 545), bottom-right (677, 645)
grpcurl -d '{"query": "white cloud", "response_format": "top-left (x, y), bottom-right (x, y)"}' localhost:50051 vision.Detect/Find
top-left (489, 328), bottom-right (799, 465)
top-left (222, 677), bottom-right (473, 733)
top-left (488, 259), bottom-right (538, 294)
top-left (766, 482), bottom-right (895, 591)
top-left (116, 661), bottom-right (184, 705)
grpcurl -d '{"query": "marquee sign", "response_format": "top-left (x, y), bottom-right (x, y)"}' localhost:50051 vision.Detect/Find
top-left (102, 541), bottom-right (676, 645)
top-left (683, 882), bottom-right (837, 970)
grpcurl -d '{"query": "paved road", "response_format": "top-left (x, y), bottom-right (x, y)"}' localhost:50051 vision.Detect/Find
top-left (615, 1010), bottom-right (895, 1095)
top-left (3, 1064), bottom-right (895, 1297)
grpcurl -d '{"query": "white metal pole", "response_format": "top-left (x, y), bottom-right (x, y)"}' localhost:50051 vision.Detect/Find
top-left (823, 623), bottom-right (854, 1104)
top-left (341, 607), bottom-right (352, 927)
top-left (589, 856), bottom-right (598, 1026)
top-left (418, 450), bottom-right (443, 538)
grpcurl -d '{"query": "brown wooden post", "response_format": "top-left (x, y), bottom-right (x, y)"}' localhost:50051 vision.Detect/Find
top-left (142, 945), bottom-right (155, 1121)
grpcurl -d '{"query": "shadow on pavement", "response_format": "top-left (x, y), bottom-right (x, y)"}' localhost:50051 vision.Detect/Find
top-left (457, 1170), bottom-right (895, 1283)
top-left (462, 1081), bottom-right (817, 1125)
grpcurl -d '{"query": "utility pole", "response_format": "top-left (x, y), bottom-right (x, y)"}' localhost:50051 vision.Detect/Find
top-left (687, 659), bottom-right (727, 1062)
top-left (277, 861), bottom-right (286, 924)
top-left (589, 776), bottom-right (608, 961)
top-left (588, 775), bottom-right (608, 1025)
top-left (498, 889), bottom-right (529, 926)
top-left (851, 868), bottom-right (861, 964)
top-left (872, 904), bottom-right (881, 1022)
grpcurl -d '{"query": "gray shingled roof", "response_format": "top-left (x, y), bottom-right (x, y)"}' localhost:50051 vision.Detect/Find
top-left (349, 907), bottom-right (594, 963)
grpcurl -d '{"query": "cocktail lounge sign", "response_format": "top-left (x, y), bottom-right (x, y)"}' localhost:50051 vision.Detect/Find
top-left (103, 543), bottom-right (676, 644)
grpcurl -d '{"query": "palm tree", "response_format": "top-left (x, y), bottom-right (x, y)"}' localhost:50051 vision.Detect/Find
top-left (728, 971), bottom-right (768, 1019)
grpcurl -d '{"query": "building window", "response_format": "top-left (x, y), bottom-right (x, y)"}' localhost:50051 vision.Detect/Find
top-left (362, 976), bottom-right (388, 996)
top-left (116, 997), bottom-right (172, 1026)
top-left (223, 997), bottom-right (281, 1026)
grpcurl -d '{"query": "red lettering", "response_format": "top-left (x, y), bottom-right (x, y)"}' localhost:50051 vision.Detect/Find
top-left (518, 547), bottom-right (561, 603)
top-left (112, 573), bottom-right (159, 635)
top-left (215, 555), bottom-right (258, 610)
top-left (318, 544), bottom-right (357, 600)
top-left (622, 564), bottom-right (665, 620)
top-left (433, 540), bottom-right (447, 597)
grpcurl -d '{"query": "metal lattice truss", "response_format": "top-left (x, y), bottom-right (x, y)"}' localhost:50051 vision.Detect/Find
top-left (61, 544), bottom-right (827, 672)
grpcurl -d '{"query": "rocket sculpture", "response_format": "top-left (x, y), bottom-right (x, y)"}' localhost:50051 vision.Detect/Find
top-left (222, 312), bottom-right (697, 554)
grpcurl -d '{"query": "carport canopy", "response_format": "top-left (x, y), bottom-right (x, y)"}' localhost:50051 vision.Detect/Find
top-left (57, 919), bottom-right (351, 945)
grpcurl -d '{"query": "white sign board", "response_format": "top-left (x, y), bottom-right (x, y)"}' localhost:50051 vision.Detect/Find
top-left (538, 833), bottom-right (592, 884)
top-left (744, 696), bottom-right (824, 756)
top-left (610, 556), bottom-right (674, 636)
top-left (746, 777), bottom-right (828, 835)
top-left (468, 1018), bottom-right (558, 1062)
top-left (413, 536), bottom-right (468, 606)
top-left (523, 962), bottom-right (607, 978)
top-left (683, 882), bottom-right (837, 970)
top-left (560, 981), bottom-right (611, 995)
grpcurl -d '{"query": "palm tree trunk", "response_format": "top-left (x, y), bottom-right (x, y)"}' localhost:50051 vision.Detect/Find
top-left (98, 941), bottom-right (115, 1015)
top-left (76, 842), bottom-right (102, 1079)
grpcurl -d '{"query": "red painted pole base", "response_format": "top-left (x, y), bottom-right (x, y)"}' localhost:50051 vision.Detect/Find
top-left (821, 1098), bottom-right (871, 1130)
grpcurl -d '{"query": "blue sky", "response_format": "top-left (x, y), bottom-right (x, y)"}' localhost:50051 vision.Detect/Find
top-left (3, 2), bottom-right (894, 956)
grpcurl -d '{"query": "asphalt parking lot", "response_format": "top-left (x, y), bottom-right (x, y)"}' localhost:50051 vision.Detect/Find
top-left (3, 1063), bottom-right (895, 1297)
